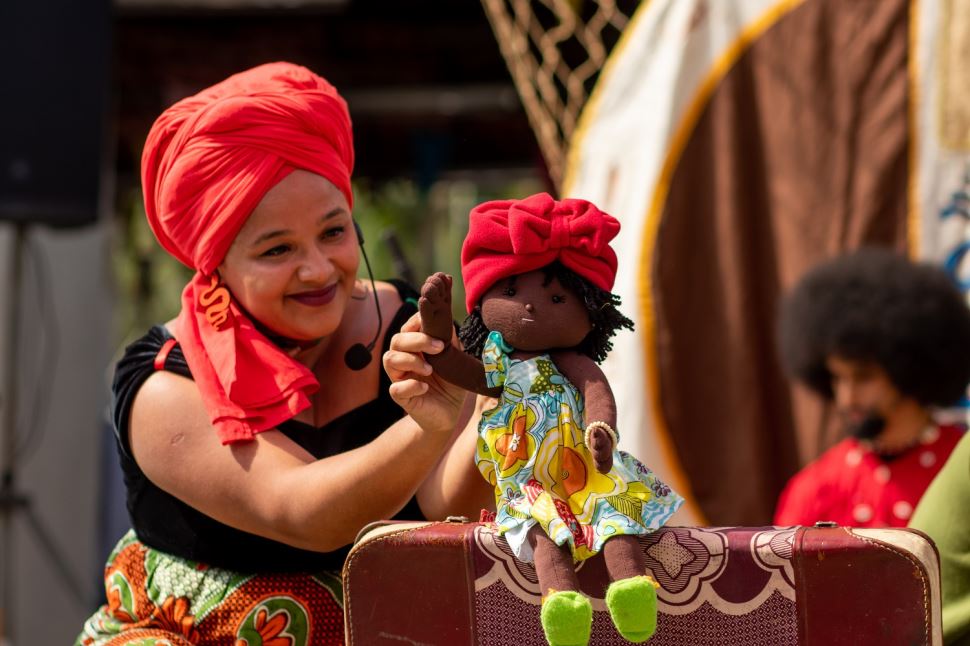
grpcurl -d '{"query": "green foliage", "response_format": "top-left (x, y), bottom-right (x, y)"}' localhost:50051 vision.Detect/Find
top-left (353, 174), bottom-right (544, 320)
top-left (111, 187), bottom-right (194, 344)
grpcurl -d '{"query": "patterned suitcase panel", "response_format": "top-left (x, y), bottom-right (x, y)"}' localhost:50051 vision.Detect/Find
top-left (472, 525), bottom-right (798, 645)
top-left (344, 522), bottom-right (940, 645)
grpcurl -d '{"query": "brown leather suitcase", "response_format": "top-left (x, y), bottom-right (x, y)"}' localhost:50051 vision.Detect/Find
top-left (342, 519), bottom-right (942, 645)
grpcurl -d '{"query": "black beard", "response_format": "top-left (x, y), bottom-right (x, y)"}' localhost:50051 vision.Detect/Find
top-left (849, 414), bottom-right (886, 441)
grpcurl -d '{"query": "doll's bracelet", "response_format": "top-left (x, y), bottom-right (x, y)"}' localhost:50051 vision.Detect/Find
top-left (584, 421), bottom-right (618, 449)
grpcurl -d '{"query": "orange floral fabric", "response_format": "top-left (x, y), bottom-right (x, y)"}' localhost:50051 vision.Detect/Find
top-left (76, 531), bottom-right (344, 645)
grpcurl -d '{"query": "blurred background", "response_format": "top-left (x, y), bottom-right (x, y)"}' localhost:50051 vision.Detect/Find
top-left (1, 0), bottom-right (968, 641)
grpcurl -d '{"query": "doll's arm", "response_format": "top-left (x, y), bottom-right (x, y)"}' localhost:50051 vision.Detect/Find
top-left (554, 351), bottom-right (617, 474)
top-left (419, 272), bottom-right (502, 398)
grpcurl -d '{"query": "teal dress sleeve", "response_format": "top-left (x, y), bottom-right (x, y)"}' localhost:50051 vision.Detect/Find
top-left (482, 330), bottom-right (512, 389)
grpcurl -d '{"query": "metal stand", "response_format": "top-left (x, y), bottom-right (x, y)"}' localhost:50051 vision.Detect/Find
top-left (0, 223), bottom-right (88, 642)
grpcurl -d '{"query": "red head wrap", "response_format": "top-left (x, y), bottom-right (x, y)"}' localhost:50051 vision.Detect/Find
top-left (141, 62), bottom-right (355, 443)
top-left (460, 192), bottom-right (620, 313)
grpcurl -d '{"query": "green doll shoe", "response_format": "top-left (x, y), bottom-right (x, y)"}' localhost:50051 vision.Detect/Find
top-left (540, 590), bottom-right (593, 646)
top-left (605, 575), bottom-right (659, 643)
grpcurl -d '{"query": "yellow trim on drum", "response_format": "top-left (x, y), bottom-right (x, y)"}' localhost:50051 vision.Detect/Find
top-left (562, 0), bottom-right (708, 523)
top-left (638, 0), bottom-right (808, 524)
top-left (637, 0), bottom-right (807, 524)
top-left (907, 0), bottom-right (921, 258)
top-left (566, 0), bottom-right (810, 524)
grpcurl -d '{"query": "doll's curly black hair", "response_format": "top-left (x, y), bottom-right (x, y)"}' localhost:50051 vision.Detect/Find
top-left (778, 247), bottom-right (970, 406)
top-left (458, 261), bottom-right (634, 364)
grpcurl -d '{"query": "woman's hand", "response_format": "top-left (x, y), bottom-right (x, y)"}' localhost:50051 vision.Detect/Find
top-left (384, 313), bottom-right (466, 434)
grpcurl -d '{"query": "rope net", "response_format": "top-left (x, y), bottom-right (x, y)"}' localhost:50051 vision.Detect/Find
top-left (481, 0), bottom-right (640, 189)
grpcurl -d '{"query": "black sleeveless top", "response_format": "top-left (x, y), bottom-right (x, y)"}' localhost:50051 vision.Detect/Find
top-left (113, 281), bottom-right (422, 573)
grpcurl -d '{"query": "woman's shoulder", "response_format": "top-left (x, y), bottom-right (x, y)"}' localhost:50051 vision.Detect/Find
top-left (374, 279), bottom-right (418, 308)
top-left (130, 366), bottom-right (207, 440)
top-left (116, 324), bottom-right (172, 364)
top-left (112, 323), bottom-right (195, 456)
top-left (115, 324), bottom-right (190, 379)
top-left (373, 279), bottom-right (419, 338)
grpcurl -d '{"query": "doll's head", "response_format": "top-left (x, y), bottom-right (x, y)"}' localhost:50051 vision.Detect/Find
top-left (459, 261), bottom-right (633, 362)
top-left (458, 193), bottom-right (633, 363)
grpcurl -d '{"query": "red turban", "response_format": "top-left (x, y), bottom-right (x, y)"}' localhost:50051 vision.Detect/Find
top-left (141, 62), bottom-right (355, 443)
top-left (461, 192), bottom-right (620, 313)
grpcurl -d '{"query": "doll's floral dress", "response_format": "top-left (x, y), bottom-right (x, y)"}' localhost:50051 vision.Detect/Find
top-left (476, 331), bottom-right (684, 563)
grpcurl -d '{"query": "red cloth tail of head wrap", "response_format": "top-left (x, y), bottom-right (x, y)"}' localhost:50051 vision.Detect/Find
top-left (460, 192), bottom-right (621, 313)
top-left (175, 278), bottom-right (319, 442)
top-left (142, 62), bottom-right (354, 442)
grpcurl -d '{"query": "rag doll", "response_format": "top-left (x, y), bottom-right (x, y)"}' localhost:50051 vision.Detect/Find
top-left (418, 192), bottom-right (683, 646)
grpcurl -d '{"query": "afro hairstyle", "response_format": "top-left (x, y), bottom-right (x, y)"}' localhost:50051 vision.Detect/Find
top-left (777, 247), bottom-right (970, 406)
top-left (458, 261), bottom-right (634, 364)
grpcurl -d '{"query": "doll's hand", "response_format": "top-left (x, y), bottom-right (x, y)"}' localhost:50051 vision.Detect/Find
top-left (385, 312), bottom-right (465, 435)
top-left (419, 272), bottom-right (455, 343)
top-left (589, 426), bottom-right (614, 474)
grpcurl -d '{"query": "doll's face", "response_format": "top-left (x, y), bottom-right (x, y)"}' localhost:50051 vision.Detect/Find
top-left (480, 269), bottom-right (592, 351)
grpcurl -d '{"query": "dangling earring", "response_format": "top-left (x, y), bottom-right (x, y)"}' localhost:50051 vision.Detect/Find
top-left (199, 274), bottom-right (233, 330)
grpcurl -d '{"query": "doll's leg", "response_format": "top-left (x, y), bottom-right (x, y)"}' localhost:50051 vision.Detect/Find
top-left (528, 526), bottom-right (592, 646)
top-left (530, 525), bottom-right (581, 595)
top-left (602, 534), bottom-right (646, 580)
top-left (602, 536), bottom-right (659, 643)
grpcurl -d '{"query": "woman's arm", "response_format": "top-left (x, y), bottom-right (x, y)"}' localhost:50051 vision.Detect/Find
top-left (384, 312), bottom-right (496, 519)
top-left (129, 367), bottom-right (458, 553)
top-left (415, 393), bottom-right (497, 520)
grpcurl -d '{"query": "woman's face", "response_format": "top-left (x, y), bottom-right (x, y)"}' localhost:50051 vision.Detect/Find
top-left (480, 269), bottom-right (592, 352)
top-left (219, 169), bottom-right (359, 342)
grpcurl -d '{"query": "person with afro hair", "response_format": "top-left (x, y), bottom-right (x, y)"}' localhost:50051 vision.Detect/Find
top-left (774, 247), bottom-right (970, 529)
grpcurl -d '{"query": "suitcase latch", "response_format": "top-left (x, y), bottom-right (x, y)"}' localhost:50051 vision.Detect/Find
top-left (445, 515), bottom-right (470, 524)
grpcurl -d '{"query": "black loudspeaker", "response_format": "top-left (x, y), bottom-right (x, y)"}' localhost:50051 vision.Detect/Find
top-left (0, 0), bottom-right (111, 228)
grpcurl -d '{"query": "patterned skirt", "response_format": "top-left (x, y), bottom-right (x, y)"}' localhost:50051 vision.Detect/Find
top-left (76, 530), bottom-right (345, 645)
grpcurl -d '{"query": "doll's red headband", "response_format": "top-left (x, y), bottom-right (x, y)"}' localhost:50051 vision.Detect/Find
top-left (461, 192), bottom-right (620, 313)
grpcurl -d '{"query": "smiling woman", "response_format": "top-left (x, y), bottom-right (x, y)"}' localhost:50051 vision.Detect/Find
top-left (76, 62), bottom-right (493, 645)
top-left (220, 170), bottom-right (359, 345)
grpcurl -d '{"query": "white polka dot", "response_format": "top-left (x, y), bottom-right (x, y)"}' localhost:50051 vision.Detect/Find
top-left (919, 451), bottom-right (937, 468)
top-left (920, 426), bottom-right (940, 445)
top-left (893, 501), bottom-right (913, 520)
top-left (874, 465), bottom-right (891, 484)
top-left (845, 448), bottom-right (863, 467)
top-left (853, 504), bottom-right (873, 523)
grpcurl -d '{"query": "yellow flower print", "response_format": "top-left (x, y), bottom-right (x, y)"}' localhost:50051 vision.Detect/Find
top-left (486, 402), bottom-right (538, 478)
top-left (536, 404), bottom-right (624, 519)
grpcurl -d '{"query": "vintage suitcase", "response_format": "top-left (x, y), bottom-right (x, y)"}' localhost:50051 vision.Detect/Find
top-left (342, 519), bottom-right (942, 645)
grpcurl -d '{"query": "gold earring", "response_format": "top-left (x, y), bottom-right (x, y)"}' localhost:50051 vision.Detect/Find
top-left (199, 274), bottom-right (232, 330)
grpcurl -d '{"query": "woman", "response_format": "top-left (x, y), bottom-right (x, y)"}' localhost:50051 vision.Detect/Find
top-left (77, 62), bottom-right (490, 645)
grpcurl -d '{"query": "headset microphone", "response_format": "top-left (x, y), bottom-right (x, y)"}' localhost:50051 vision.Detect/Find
top-left (852, 414), bottom-right (886, 440)
top-left (345, 221), bottom-right (383, 370)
